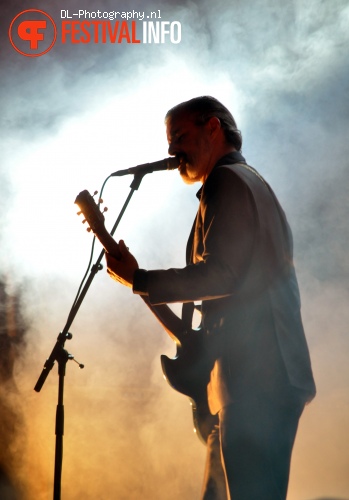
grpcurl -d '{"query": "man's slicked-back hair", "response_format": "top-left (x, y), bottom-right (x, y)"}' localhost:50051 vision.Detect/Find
top-left (165, 96), bottom-right (242, 151)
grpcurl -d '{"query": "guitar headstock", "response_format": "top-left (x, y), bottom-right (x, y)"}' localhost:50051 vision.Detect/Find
top-left (75, 190), bottom-right (107, 234)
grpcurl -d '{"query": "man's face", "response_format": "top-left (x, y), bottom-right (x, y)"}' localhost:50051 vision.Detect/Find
top-left (166, 111), bottom-right (214, 184)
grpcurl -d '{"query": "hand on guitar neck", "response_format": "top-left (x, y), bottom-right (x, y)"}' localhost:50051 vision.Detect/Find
top-left (74, 189), bottom-right (138, 287)
top-left (105, 239), bottom-right (139, 289)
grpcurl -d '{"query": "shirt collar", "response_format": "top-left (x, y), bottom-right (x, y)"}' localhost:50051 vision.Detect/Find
top-left (196, 151), bottom-right (247, 199)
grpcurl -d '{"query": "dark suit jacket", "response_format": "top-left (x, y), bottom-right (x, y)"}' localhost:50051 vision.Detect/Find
top-left (134, 152), bottom-right (316, 413)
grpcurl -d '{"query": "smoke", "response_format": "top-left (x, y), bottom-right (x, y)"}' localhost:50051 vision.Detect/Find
top-left (0, 0), bottom-right (349, 498)
top-left (0, 277), bottom-right (28, 498)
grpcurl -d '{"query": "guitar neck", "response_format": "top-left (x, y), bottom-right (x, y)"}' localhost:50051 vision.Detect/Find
top-left (96, 226), bottom-right (185, 343)
top-left (96, 225), bottom-right (122, 260)
top-left (141, 296), bottom-right (185, 343)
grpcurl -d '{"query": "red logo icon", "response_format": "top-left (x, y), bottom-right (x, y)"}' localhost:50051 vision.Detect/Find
top-left (9, 9), bottom-right (57, 57)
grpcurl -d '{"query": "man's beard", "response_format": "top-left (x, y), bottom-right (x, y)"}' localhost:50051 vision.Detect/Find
top-left (178, 155), bottom-right (202, 184)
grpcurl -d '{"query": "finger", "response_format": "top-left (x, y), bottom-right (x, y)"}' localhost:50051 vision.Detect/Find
top-left (119, 239), bottom-right (126, 250)
top-left (119, 239), bottom-right (130, 256)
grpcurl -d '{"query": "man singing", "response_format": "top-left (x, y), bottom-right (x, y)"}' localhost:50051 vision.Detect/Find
top-left (106, 96), bottom-right (316, 499)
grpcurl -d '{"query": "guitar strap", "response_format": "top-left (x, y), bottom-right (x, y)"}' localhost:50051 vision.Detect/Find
top-left (181, 302), bottom-right (195, 332)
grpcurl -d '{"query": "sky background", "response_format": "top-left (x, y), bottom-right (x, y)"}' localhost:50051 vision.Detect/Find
top-left (1, 0), bottom-right (349, 499)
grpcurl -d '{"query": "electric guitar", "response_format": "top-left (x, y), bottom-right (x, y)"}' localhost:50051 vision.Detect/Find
top-left (75, 190), bottom-right (218, 443)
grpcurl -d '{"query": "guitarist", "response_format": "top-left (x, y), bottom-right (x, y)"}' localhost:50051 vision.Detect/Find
top-left (105, 96), bottom-right (316, 500)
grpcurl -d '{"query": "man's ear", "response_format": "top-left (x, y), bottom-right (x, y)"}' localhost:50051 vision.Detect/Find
top-left (207, 116), bottom-right (221, 139)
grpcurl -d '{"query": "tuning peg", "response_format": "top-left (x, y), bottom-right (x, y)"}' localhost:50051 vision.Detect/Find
top-left (87, 227), bottom-right (92, 232)
top-left (82, 219), bottom-right (87, 224)
top-left (99, 198), bottom-right (103, 204)
top-left (77, 210), bottom-right (82, 216)
top-left (102, 207), bottom-right (108, 213)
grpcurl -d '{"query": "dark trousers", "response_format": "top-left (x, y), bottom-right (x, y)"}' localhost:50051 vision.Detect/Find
top-left (201, 391), bottom-right (304, 500)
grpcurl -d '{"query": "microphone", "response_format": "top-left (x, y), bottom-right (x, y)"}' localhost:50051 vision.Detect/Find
top-left (111, 157), bottom-right (180, 177)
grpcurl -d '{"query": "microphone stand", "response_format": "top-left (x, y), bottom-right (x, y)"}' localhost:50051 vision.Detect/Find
top-left (34, 172), bottom-right (147, 500)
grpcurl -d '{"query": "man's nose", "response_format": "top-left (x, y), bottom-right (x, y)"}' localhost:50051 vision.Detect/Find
top-left (168, 141), bottom-right (178, 156)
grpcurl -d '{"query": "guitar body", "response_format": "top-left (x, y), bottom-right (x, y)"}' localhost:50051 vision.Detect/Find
top-left (161, 328), bottom-right (209, 398)
top-left (75, 189), bottom-right (218, 443)
top-left (160, 328), bottom-right (218, 443)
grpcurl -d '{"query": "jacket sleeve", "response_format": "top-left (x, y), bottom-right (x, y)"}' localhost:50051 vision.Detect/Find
top-left (133, 167), bottom-right (258, 305)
